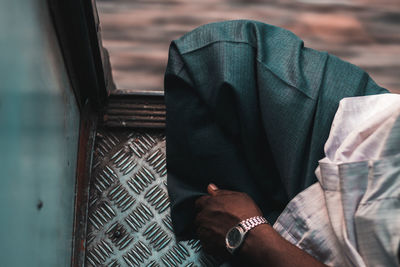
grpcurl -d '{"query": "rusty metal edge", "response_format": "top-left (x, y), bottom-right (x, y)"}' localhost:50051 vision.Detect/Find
top-left (110, 89), bottom-right (164, 97)
top-left (103, 94), bottom-right (166, 129)
top-left (71, 102), bottom-right (98, 267)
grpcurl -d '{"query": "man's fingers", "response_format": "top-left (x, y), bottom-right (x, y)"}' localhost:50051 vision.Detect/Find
top-left (195, 195), bottom-right (210, 211)
top-left (207, 183), bottom-right (219, 196)
top-left (194, 210), bottom-right (203, 229)
top-left (207, 184), bottom-right (238, 196)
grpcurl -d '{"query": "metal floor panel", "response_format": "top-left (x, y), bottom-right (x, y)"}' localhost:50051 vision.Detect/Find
top-left (85, 128), bottom-right (218, 267)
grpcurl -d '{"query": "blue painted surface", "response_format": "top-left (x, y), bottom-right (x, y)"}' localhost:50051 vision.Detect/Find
top-left (0, 1), bottom-right (80, 266)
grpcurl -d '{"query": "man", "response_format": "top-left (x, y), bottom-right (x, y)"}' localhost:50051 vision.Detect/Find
top-left (194, 94), bottom-right (400, 266)
top-left (164, 20), bottom-right (396, 266)
top-left (195, 183), bottom-right (328, 266)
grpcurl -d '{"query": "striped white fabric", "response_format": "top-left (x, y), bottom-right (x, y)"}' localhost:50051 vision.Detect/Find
top-left (273, 94), bottom-right (400, 267)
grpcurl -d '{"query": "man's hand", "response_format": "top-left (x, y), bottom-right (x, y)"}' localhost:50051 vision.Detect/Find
top-left (194, 183), bottom-right (262, 258)
top-left (194, 184), bottom-right (327, 267)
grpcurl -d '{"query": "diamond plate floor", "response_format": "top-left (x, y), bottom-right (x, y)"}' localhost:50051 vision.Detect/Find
top-left (85, 128), bottom-right (218, 267)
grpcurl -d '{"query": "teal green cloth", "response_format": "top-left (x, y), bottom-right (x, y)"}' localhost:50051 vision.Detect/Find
top-left (164, 20), bottom-right (388, 239)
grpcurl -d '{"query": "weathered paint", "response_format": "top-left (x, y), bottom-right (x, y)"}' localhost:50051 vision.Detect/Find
top-left (0, 1), bottom-right (80, 266)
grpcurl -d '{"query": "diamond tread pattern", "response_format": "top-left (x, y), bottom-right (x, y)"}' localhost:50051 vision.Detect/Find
top-left (85, 129), bottom-right (218, 267)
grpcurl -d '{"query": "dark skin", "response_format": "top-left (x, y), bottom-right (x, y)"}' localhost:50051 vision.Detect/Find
top-left (195, 184), bottom-right (328, 267)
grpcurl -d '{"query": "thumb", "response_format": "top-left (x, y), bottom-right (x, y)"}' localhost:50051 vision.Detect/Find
top-left (207, 183), bottom-right (219, 196)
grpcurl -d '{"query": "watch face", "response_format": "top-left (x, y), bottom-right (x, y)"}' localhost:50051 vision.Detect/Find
top-left (227, 227), bottom-right (243, 247)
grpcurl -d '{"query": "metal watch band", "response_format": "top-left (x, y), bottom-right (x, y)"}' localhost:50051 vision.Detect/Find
top-left (225, 216), bottom-right (269, 254)
top-left (239, 216), bottom-right (269, 232)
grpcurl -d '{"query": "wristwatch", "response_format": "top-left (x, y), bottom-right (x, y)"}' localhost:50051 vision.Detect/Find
top-left (225, 216), bottom-right (269, 254)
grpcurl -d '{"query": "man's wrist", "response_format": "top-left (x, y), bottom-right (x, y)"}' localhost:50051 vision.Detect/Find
top-left (238, 223), bottom-right (271, 258)
top-left (225, 216), bottom-right (268, 254)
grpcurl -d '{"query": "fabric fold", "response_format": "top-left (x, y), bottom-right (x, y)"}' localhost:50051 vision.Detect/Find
top-left (275, 94), bottom-right (400, 266)
top-left (164, 20), bottom-right (388, 238)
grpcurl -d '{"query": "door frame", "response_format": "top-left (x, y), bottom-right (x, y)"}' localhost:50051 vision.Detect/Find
top-left (48, 1), bottom-right (165, 266)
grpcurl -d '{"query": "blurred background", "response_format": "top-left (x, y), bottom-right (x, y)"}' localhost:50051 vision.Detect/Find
top-left (96, 0), bottom-right (400, 94)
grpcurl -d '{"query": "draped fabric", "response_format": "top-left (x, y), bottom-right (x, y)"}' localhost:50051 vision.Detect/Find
top-left (164, 20), bottom-right (388, 238)
top-left (274, 94), bottom-right (400, 266)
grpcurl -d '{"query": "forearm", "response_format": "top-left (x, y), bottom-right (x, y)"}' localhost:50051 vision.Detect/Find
top-left (194, 185), bottom-right (328, 266)
top-left (238, 224), bottom-right (327, 267)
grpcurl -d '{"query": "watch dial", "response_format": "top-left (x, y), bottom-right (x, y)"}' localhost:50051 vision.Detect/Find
top-left (227, 227), bottom-right (242, 247)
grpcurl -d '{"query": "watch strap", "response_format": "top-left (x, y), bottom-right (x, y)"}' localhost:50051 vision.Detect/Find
top-left (225, 216), bottom-right (269, 255)
top-left (239, 216), bottom-right (269, 232)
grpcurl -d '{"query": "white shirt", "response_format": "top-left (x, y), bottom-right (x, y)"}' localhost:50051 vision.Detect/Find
top-left (273, 94), bottom-right (400, 266)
